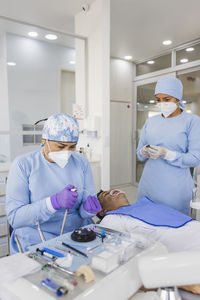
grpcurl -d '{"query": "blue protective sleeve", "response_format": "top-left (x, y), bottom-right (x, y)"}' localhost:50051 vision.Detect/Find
top-left (166, 116), bottom-right (200, 168)
top-left (6, 158), bottom-right (54, 229)
top-left (79, 159), bottom-right (97, 219)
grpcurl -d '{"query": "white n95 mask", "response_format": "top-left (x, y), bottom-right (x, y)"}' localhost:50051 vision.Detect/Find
top-left (158, 102), bottom-right (178, 118)
top-left (48, 150), bottom-right (72, 168)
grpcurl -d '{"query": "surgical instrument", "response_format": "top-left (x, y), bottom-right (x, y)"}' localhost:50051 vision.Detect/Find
top-left (62, 242), bottom-right (88, 258)
top-left (35, 219), bottom-right (46, 242)
top-left (60, 187), bottom-right (77, 235)
top-left (41, 278), bottom-right (68, 296)
top-left (55, 246), bottom-right (80, 257)
top-left (36, 248), bottom-right (57, 261)
top-left (14, 234), bottom-right (23, 253)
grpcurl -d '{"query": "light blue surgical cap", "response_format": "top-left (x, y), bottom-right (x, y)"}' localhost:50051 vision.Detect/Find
top-left (155, 77), bottom-right (184, 108)
top-left (42, 113), bottom-right (79, 142)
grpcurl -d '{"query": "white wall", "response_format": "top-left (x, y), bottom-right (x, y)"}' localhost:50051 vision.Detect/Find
top-left (0, 33), bottom-right (10, 161)
top-left (110, 58), bottom-right (133, 102)
top-left (75, 0), bottom-right (110, 190)
top-left (6, 33), bottom-right (76, 160)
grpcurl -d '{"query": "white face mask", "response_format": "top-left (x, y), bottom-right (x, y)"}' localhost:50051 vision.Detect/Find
top-left (48, 150), bottom-right (72, 168)
top-left (45, 140), bottom-right (72, 168)
top-left (158, 102), bottom-right (178, 118)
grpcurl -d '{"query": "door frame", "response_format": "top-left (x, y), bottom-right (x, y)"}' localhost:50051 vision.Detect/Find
top-left (59, 68), bottom-right (75, 113)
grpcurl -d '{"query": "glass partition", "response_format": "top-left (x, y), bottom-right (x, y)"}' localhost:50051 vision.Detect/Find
top-left (177, 70), bottom-right (200, 115)
top-left (136, 53), bottom-right (171, 76)
top-left (0, 17), bottom-right (85, 161)
top-left (176, 43), bottom-right (200, 66)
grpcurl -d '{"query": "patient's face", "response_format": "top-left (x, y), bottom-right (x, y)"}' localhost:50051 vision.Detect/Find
top-left (98, 189), bottom-right (129, 212)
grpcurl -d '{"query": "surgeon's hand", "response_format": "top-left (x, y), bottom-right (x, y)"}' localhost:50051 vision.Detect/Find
top-left (50, 185), bottom-right (78, 210)
top-left (148, 145), bottom-right (176, 161)
top-left (140, 145), bottom-right (150, 158)
top-left (83, 195), bottom-right (102, 214)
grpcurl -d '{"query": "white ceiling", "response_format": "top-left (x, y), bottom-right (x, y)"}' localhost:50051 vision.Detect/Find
top-left (0, 0), bottom-right (200, 61)
top-left (0, 0), bottom-right (94, 33)
top-left (111, 0), bottom-right (200, 61)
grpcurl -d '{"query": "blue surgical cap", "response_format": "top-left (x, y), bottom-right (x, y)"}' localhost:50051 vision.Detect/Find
top-left (42, 113), bottom-right (79, 142)
top-left (155, 77), bottom-right (184, 108)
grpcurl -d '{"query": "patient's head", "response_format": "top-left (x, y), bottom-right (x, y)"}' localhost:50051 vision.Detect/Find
top-left (97, 189), bottom-right (129, 218)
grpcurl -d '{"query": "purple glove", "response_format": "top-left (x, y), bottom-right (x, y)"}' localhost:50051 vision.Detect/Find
top-left (50, 185), bottom-right (78, 210)
top-left (83, 195), bottom-right (102, 214)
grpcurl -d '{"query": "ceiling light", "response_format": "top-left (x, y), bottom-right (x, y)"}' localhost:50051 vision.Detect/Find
top-left (124, 55), bottom-right (132, 60)
top-left (45, 34), bottom-right (58, 40)
top-left (28, 31), bottom-right (38, 38)
top-left (147, 60), bottom-right (155, 65)
top-left (186, 47), bottom-right (194, 52)
top-left (162, 40), bottom-right (172, 46)
top-left (144, 105), bottom-right (148, 109)
top-left (149, 100), bottom-right (155, 104)
top-left (182, 100), bottom-right (187, 104)
top-left (186, 109), bottom-right (192, 114)
top-left (69, 60), bottom-right (76, 65)
top-left (180, 58), bottom-right (189, 63)
top-left (7, 62), bottom-right (16, 66)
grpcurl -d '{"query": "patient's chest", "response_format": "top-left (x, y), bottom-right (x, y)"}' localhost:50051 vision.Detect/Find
top-left (100, 214), bottom-right (168, 240)
top-left (101, 215), bottom-right (150, 232)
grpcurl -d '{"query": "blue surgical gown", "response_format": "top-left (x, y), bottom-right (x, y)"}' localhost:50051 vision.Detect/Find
top-left (137, 111), bottom-right (200, 215)
top-left (6, 150), bottom-right (96, 253)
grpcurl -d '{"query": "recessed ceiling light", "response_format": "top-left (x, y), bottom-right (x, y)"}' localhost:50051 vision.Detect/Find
top-left (7, 62), bottom-right (16, 66)
top-left (69, 60), bottom-right (76, 65)
top-left (182, 100), bottom-right (187, 104)
top-left (45, 34), bottom-right (58, 40)
top-left (28, 31), bottom-right (38, 37)
top-left (147, 60), bottom-right (155, 65)
top-left (186, 47), bottom-right (194, 52)
top-left (144, 105), bottom-right (148, 108)
top-left (149, 100), bottom-right (155, 103)
top-left (124, 55), bottom-right (132, 60)
top-left (162, 40), bottom-right (172, 46)
top-left (180, 58), bottom-right (189, 63)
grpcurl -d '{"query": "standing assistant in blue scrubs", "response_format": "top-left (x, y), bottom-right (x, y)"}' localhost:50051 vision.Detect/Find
top-left (137, 77), bottom-right (200, 215)
top-left (6, 113), bottom-right (101, 253)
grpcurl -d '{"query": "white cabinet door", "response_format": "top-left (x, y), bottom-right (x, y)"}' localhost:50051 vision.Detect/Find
top-left (110, 101), bottom-right (132, 186)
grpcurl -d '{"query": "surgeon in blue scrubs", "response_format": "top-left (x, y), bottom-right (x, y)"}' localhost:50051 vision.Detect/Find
top-left (6, 113), bottom-right (101, 253)
top-left (137, 77), bottom-right (200, 215)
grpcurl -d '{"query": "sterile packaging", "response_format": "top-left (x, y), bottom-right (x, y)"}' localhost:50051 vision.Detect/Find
top-left (91, 250), bottom-right (119, 273)
top-left (105, 240), bottom-right (138, 263)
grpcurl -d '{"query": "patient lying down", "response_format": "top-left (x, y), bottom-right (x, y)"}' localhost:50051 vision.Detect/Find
top-left (97, 189), bottom-right (200, 295)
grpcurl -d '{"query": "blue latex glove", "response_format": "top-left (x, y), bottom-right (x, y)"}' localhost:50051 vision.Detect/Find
top-left (50, 185), bottom-right (78, 210)
top-left (83, 195), bottom-right (102, 214)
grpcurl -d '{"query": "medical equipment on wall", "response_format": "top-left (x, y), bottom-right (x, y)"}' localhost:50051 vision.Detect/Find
top-left (138, 251), bottom-right (200, 300)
